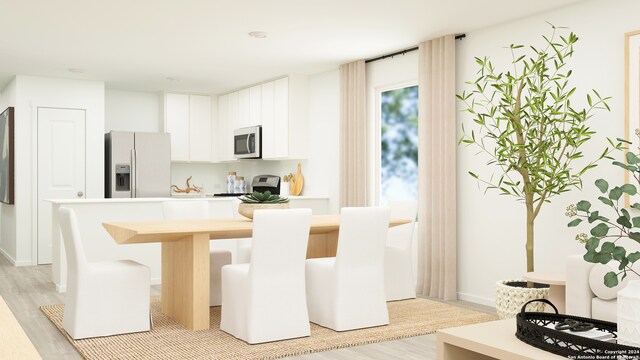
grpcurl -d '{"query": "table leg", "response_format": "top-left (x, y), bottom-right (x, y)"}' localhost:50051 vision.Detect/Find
top-left (161, 233), bottom-right (210, 330)
top-left (307, 231), bottom-right (338, 258)
top-left (547, 284), bottom-right (566, 314)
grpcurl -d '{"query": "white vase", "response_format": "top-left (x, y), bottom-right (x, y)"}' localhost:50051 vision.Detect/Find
top-left (617, 280), bottom-right (640, 346)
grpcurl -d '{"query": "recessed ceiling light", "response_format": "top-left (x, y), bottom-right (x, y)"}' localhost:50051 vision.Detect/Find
top-left (248, 31), bottom-right (267, 39)
top-left (166, 76), bottom-right (180, 81)
top-left (68, 68), bottom-right (85, 73)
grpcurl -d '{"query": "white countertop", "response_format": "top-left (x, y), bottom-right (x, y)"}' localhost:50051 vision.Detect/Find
top-left (46, 195), bottom-right (329, 204)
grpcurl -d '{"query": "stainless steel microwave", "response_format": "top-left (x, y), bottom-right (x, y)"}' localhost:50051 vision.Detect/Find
top-left (233, 125), bottom-right (262, 159)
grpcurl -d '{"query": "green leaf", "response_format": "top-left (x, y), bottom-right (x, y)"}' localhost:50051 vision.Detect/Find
top-left (595, 179), bottom-right (609, 193)
top-left (588, 211), bottom-right (600, 223)
top-left (601, 241), bottom-right (615, 253)
top-left (567, 218), bottom-right (583, 227)
top-left (576, 200), bottom-right (591, 212)
top-left (630, 232), bottom-right (640, 242)
top-left (586, 237), bottom-right (600, 251)
top-left (610, 187), bottom-right (623, 201)
top-left (633, 217), bottom-right (640, 228)
top-left (591, 223), bottom-right (609, 237)
top-left (604, 271), bottom-right (619, 288)
top-left (629, 251), bottom-right (640, 263)
top-left (622, 208), bottom-right (631, 220)
top-left (627, 152), bottom-right (640, 164)
top-left (633, 203), bottom-right (640, 211)
top-left (622, 184), bottom-right (637, 195)
top-left (617, 216), bottom-right (633, 229)
top-left (468, 172), bottom-right (479, 179)
top-left (613, 246), bottom-right (627, 261)
top-left (598, 196), bottom-right (614, 206)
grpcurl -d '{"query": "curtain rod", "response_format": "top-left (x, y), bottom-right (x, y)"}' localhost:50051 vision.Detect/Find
top-left (365, 34), bottom-right (466, 64)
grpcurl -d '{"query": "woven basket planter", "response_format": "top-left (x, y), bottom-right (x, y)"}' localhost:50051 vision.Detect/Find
top-left (496, 279), bottom-right (550, 319)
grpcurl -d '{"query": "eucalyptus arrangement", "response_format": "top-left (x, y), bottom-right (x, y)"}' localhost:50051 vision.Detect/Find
top-left (238, 191), bottom-right (289, 204)
top-left (458, 23), bottom-right (616, 274)
top-left (568, 134), bottom-right (640, 287)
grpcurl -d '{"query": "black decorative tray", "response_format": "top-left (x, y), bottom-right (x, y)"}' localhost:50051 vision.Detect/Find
top-left (515, 299), bottom-right (640, 359)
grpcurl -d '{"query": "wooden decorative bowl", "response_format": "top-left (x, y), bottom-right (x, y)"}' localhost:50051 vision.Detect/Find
top-left (238, 202), bottom-right (290, 219)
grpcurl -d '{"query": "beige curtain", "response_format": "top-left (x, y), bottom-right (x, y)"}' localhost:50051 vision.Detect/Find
top-left (339, 60), bottom-right (367, 207)
top-left (417, 35), bottom-right (457, 300)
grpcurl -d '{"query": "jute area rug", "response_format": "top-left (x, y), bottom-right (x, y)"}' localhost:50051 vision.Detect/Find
top-left (41, 297), bottom-right (497, 360)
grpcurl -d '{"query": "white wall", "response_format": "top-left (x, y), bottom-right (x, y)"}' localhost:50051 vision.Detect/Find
top-left (105, 90), bottom-right (162, 132)
top-left (9, 76), bottom-right (104, 265)
top-left (456, 0), bottom-right (638, 306)
top-left (0, 78), bottom-right (16, 263)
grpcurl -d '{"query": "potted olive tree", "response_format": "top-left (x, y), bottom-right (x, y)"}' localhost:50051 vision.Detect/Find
top-left (458, 24), bottom-right (616, 318)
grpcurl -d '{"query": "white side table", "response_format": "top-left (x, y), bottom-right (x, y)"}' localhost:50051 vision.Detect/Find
top-left (523, 272), bottom-right (566, 314)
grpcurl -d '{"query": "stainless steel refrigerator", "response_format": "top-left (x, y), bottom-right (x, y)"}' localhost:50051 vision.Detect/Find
top-left (105, 131), bottom-right (171, 198)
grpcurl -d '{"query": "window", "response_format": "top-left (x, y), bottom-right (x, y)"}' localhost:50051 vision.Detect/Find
top-left (380, 85), bottom-right (418, 204)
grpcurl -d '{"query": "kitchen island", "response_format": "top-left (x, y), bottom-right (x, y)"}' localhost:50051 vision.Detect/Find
top-left (47, 196), bottom-right (329, 292)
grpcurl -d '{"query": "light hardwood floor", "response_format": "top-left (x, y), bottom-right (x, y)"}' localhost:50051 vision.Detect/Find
top-left (0, 255), bottom-right (495, 359)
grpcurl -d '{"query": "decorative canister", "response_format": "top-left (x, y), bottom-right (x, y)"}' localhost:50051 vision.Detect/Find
top-left (234, 176), bottom-right (245, 194)
top-left (618, 280), bottom-right (640, 346)
top-left (226, 172), bottom-right (236, 193)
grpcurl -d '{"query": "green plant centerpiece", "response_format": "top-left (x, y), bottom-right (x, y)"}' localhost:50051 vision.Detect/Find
top-left (567, 134), bottom-right (640, 288)
top-left (237, 191), bottom-right (290, 219)
top-left (458, 24), bottom-right (616, 317)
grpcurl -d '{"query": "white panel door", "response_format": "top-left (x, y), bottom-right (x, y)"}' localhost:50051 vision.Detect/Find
top-left (37, 108), bottom-right (86, 264)
top-left (261, 81), bottom-right (275, 159)
top-left (189, 95), bottom-right (212, 162)
top-left (165, 93), bottom-right (190, 161)
top-left (274, 77), bottom-right (290, 158)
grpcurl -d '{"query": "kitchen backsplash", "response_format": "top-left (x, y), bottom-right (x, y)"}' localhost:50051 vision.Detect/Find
top-left (171, 160), bottom-right (308, 195)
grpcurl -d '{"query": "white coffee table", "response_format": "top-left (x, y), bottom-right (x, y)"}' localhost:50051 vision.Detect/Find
top-left (437, 319), bottom-right (564, 360)
top-left (523, 272), bottom-right (566, 313)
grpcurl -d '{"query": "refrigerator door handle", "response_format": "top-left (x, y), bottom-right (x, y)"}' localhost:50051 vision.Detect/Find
top-left (131, 149), bottom-right (137, 198)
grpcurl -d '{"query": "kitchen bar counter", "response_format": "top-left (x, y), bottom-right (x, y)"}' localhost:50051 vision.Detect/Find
top-left (47, 196), bottom-right (330, 292)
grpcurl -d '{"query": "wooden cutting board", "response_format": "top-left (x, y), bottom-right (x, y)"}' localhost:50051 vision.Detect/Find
top-left (290, 163), bottom-right (304, 196)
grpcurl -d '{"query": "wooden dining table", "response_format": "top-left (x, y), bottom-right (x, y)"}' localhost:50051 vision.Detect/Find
top-left (102, 214), bottom-right (410, 331)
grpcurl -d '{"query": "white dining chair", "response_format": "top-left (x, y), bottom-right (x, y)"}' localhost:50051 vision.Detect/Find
top-left (220, 208), bottom-right (312, 344)
top-left (162, 200), bottom-right (232, 306)
top-left (385, 201), bottom-right (418, 301)
top-left (59, 207), bottom-right (151, 339)
top-left (305, 207), bottom-right (391, 331)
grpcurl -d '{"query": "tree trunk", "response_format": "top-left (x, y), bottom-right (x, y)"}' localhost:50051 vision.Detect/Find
top-left (525, 195), bottom-right (535, 274)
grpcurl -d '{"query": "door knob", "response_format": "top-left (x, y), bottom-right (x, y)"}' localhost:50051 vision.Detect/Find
top-left (77, 191), bottom-right (84, 197)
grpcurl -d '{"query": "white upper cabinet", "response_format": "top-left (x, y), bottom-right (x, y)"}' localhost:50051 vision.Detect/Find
top-left (266, 76), bottom-right (308, 160)
top-left (238, 88), bottom-right (250, 128)
top-left (164, 93), bottom-right (215, 162)
top-left (216, 75), bottom-right (308, 161)
top-left (261, 81), bottom-right (275, 158)
top-left (164, 93), bottom-right (190, 161)
top-left (249, 85), bottom-right (262, 126)
top-left (189, 95), bottom-right (212, 162)
top-left (217, 94), bottom-right (230, 162)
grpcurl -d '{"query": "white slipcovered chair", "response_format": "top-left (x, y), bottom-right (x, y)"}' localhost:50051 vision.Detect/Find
top-left (220, 208), bottom-right (312, 344)
top-left (305, 207), bottom-right (391, 331)
top-left (59, 207), bottom-right (151, 339)
top-left (385, 201), bottom-right (417, 301)
top-left (162, 200), bottom-right (232, 306)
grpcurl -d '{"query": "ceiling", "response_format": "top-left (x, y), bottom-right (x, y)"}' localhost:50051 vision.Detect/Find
top-left (0, 0), bottom-right (589, 94)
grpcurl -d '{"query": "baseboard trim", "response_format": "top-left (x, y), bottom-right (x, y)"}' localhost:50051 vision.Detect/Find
top-left (457, 292), bottom-right (495, 307)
